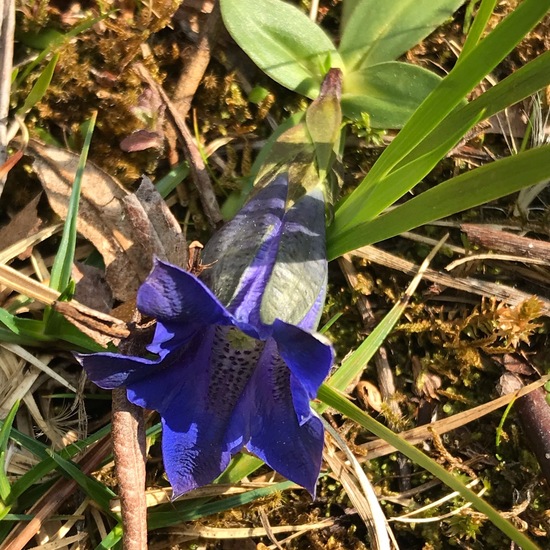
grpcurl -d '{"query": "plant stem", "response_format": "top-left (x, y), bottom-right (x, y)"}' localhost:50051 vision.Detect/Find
top-left (112, 388), bottom-right (147, 550)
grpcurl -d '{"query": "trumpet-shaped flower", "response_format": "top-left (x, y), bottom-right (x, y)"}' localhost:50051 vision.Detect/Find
top-left (78, 174), bottom-right (334, 498)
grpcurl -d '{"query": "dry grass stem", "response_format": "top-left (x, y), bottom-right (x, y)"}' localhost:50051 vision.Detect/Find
top-left (323, 419), bottom-right (395, 550)
top-left (359, 373), bottom-right (550, 461)
top-left (354, 245), bottom-right (550, 314)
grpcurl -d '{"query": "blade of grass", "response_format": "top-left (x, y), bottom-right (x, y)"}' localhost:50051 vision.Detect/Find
top-left (0, 307), bottom-right (108, 351)
top-left (49, 111), bottom-right (97, 293)
top-left (0, 310), bottom-right (52, 342)
top-left (215, 453), bottom-right (265, 485)
top-left (458, 0), bottom-right (498, 60)
top-left (333, 107), bottom-right (486, 224)
top-left (6, 423), bottom-right (111, 504)
top-left (373, 0), bottom-right (547, 182)
top-left (16, 53), bottom-right (59, 117)
top-left (0, 401), bottom-right (19, 504)
top-left (328, 143), bottom-right (550, 258)
top-left (15, 15), bottom-right (106, 87)
top-left (46, 448), bottom-right (117, 516)
top-left (343, 49), bottom-right (550, 226)
top-left (396, 49), bottom-right (550, 169)
top-left (155, 161), bottom-right (189, 199)
top-left (321, 237), bottom-right (446, 405)
top-left (96, 480), bottom-right (296, 549)
top-left (317, 384), bottom-right (541, 550)
top-left (148, 480), bottom-right (295, 530)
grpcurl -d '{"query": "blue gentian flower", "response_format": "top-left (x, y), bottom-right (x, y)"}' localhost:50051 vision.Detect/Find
top-left (78, 174), bottom-right (334, 498)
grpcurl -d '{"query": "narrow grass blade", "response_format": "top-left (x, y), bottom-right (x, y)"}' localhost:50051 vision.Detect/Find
top-left (334, 107), bottom-right (485, 225)
top-left (354, 46), bottom-right (550, 220)
top-left (0, 307), bottom-right (107, 350)
top-left (46, 448), bottom-right (116, 516)
top-left (317, 385), bottom-right (541, 550)
top-left (95, 524), bottom-right (123, 549)
top-left (7, 424), bottom-right (111, 504)
top-left (96, 480), bottom-right (295, 548)
top-left (148, 480), bottom-right (295, 530)
top-left (0, 309), bottom-right (52, 342)
top-left (398, 49), bottom-right (550, 169)
top-left (215, 454), bottom-right (264, 485)
top-left (0, 401), bottom-right (19, 503)
top-left (16, 15), bottom-right (106, 87)
top-left (49, 111), bottom-right (97, 293)
top-left (326, 50), bottom-right (550, 249)
top-left (319, 238), bottom-right (445, 410)
top-left (16, 53), bottom-right (59, 117)
top-left (459, 0), bottom-right (499, 61)
top-left (155, 161), bottom-right (189, 199)
top-left (328, 143), bottom-right (550, 258)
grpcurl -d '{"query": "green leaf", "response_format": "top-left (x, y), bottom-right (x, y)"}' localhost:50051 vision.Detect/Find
top-left (17, 28), bottom-right (64, 50)
top-left (215, 454), bottom-right (265, 485)
top-left (7, 423), bottom-right (111, 504)
top-left (248, 85), bottom-right (270, 103)
top-left (220, 0), bottom-right (342, 98)
top-left (459, 0), bottom-right (498, 61)
top-left (317, 385), bottom-right (541, 550)
top-left (398, 48), bottom-right (550, 168)
top-left (46, 448), bottom-right (117, 516)
top-left (0, 306), bottom-right (108, 351)
top-left (325, 300), bottom-right (414, 396)
top-left (97, 480), bottom-right (296, 548)
top-left (148, 480), bottom-right (295, 530)
top-left (54, 317), bottom-right (111, 352)
top-left (328, 144), bottom-right (550, 258)
top-left (95, 524), bottom-right (123, 549)
top-left (0, 309), bottom-right (51, 342)
top-left (49, 111), bottom-right (97, 293)
top-left (328, 47), bottom-right (550, 237)
top-left (339, 0), bottom-right (465, 71)
top-left (17, 53), bottom-right (59, 117)
top-left (0, 401), bottom-right (20, 503)
top-left (341, 0), bottom-right (362, 32)
top-left (16, 15), bottom-right (107, 87)
top-left (342, 61), bottom-right (442, 127)
top-left (155, 161), bottom-right (189, 199)
top-left (335, 107), bottom-right (485, 226)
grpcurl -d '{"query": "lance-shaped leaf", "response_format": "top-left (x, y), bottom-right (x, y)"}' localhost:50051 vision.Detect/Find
top-left (339, 0), bottom-right (465, 71)
top-left (220, 0), bottom-right (343, 98)
top-left (342, 62), bottom-right (442, 128)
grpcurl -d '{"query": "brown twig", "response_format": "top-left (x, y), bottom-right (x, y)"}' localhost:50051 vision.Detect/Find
top-left (498, 373), bottom-right (550, 485)
top-left (172, 1), bottom-right (222, 122)
top-left (353, 245), bottom-right (550, 314)
top-left (0, 0), bottom-right (15, 194)
top-left (134, 62), bottom-right (223, 229)
top-left (112, 388), bottom-right (148, 550)
top-left (461, 223), bottom-right (550, 261)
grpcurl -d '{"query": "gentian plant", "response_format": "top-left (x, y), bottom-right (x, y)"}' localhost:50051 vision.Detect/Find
top-left (77, 73), bottom-right (343, 498)
top-left (220, 0), bottom-right (465, 128)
